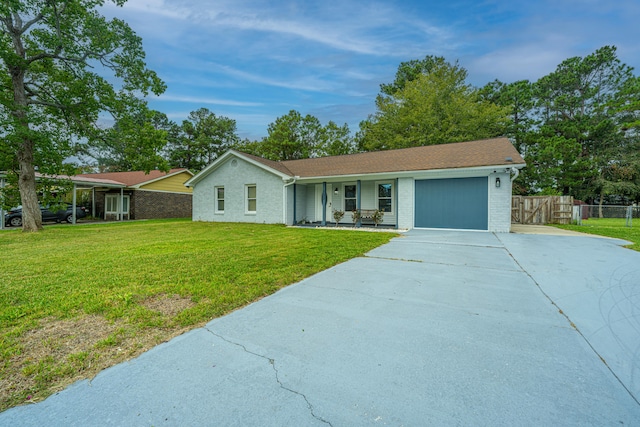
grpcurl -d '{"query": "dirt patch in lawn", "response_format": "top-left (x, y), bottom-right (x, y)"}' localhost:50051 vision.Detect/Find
top-left (140, 293), bottom-right (196, 317)
top-left (1, 315), bottom-right (117, 408)
top-left (1, 307), bottom-right (196, 411)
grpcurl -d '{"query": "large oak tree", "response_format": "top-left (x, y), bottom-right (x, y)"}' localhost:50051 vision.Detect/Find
top-left (1, 0), bottom-right (165, 231)
top-left (358, 56), bottom-right (509, 151)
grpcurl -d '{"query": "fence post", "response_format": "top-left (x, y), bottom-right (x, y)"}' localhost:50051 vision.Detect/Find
top-left (572, 205), bottom-right (582, 225)
top-left (626, 206), bottom-right (633, 228)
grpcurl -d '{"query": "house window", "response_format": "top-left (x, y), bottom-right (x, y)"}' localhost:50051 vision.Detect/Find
top-left (377, 182), bottom-right (393, 213)
top-left (344, 184), bottom-right (356, 211)
top-left (215, 187), bottom-right (224, 213)
top-left (246, 185), bottom-right (256, 213)
top-left (105, 194), bottom-right (130, 220)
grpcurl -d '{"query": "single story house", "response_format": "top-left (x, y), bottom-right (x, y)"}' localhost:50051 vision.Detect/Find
top-left (77, 168), bottom-right (193, 220)
top-left (184, 138), bottom-right (526, 232)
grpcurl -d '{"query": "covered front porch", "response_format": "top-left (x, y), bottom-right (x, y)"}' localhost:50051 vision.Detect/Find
top-left (288, 179), bottom-right (398, 228)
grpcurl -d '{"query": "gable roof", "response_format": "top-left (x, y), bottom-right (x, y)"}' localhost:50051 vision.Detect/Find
top-left (276, 137), bottom-right (524, 178)
top-left (237, 152), bottom-right (295, 176)
top-left (77, 168), bottom-right (193, 188)
top-left (187, 137), bottom-right (525, 186)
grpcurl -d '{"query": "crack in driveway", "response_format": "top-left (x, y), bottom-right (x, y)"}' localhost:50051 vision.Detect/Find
top-left (364, 253), bottom-right (523, 273)
top-left (204, 327), bottom-right (333, 426)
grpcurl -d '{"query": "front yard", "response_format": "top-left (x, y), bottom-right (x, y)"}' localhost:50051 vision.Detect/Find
top-left (555, 218), bottom-right (639, 251)
top-left (0, 219), bottom-right (396, 411)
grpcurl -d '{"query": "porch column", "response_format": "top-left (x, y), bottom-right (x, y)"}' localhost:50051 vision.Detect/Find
top-left (120, 188), bottom-right (124, 221)
top-left (91, 187), bottom-right (96, 218)
top-left (0, 177), bottom-right (5, 230)
top-left (292, 183), bottom-right (297, 225)
top-left (72, 183), bottom-right (77, 224)
top-left (356, 180), bottom-right (362, 228)
top-left (395, 178), bottom-right (399, 229)
top-left (321, 182), bottom-right (327, 226)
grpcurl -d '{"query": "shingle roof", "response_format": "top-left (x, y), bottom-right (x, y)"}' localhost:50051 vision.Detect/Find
top-left (238, 152), bottom-right (295, 176)
top-left (242, 137), bottom-right (524, 178)
top-left (77, 168), bottom-right (190, 186)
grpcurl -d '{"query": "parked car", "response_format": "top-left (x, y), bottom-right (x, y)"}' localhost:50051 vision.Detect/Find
top-left (4, 204), bottom-right (88, 227)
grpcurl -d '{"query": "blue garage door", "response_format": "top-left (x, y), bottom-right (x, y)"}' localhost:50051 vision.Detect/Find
top-left (415, 177), bottom-right (488, 230)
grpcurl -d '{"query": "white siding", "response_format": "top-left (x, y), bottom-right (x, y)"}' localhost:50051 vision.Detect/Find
top-left (192, 156), bottom-right (284, 224)
top-left (355, 181), bottom-right (397, 225)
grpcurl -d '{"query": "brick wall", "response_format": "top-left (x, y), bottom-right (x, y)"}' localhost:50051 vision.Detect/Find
top-left (93, 190), bottom-right (191, 220)
top-left (397, 177), bottom-right (414, 229)
top-left (192, 156), bottom-right (284, 224)
top-left (132, 190), bottom-right (192, 219)
top-left (488, 172), bottom-right (512, 233)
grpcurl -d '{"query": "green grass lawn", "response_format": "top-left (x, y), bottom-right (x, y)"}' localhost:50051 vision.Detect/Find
top-left (0, 219), bottom-right (397, 411)
top-left (555, 218), bottom-right (639, 251)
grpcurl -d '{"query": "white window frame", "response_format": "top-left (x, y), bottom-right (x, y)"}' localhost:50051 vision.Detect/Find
top-left (245, 184), bottom-right (257, 214)
top-left (215, 186), bottom-right (224, 213)
top-left (376, 181), bottom-right (394, 214)
top-left (105, 194), bottom-right (130, 220)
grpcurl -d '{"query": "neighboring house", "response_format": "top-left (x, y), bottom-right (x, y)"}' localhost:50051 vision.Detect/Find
top-left (77, 169), bottom-right (193, 220)
top-left (185, 138), bottom-right (526, 232)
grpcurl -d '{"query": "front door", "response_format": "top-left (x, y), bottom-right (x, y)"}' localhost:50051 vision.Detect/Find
top-left (315, 185), bottom-right (332, 223)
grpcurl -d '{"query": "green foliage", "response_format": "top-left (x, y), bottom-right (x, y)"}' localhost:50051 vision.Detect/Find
top-left (479, 79), bottom-right (535, 152)
top-left (167, 108), bottom-right (239, 172)
top-left (358, 57), bottom-right (509, 151)
top-left (0, 0), bottom-right (166, 231)
top-left (92, 109), bottom-right (174, 172)
top-left (483, 46), bottom-right (640, 202)
top-left (238, 110), bottom-right (356, 160)
top-left (533, 46), bottom-right (640, 201)
top-left (380, 55), bottom-right (452, 96)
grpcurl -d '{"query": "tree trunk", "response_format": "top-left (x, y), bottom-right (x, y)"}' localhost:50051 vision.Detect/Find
top-left (18, 156), bottom-right (43, 232)
top-left (8, 14), bottom-right (43, 231)
top-left (598, 191), bottom-right (604, 219)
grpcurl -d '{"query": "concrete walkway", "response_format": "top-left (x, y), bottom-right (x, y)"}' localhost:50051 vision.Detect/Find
top-left (510, 223), bottom-right (613, 238)
top-left (1, 230), bottom-right (639, 426)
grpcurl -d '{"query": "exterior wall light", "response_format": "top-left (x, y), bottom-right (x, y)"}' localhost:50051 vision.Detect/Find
top-left (495, 177), bottom-right (501, 188)
top-left (334, 187), bottom-right (339, 195)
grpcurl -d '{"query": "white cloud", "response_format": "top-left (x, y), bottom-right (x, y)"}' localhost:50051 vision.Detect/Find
top-left (206, 63), bottom-right (338, 93)
top-left (153, 94), bottom-right (263, 107)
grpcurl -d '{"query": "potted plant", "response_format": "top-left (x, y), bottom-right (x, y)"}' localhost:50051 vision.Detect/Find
top-left (372, 209), bottom-right (384, 227)
top-left (351, 209), bottom-right (361, 227)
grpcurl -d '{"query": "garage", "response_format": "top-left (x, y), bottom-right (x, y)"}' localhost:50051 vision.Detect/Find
top-left (414, 177), bottom-right (488, 230)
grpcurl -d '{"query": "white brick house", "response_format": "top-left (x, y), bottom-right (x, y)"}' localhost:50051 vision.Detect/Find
top-left (185, 138), bottom-right (526, 232)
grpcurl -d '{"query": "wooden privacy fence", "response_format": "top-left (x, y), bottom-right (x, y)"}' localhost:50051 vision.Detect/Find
top-left (512, 196), bottom-right (573, 224)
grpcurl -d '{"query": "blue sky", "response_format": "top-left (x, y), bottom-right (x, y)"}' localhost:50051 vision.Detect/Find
top-left (103, 0), bottom-right (640, 141)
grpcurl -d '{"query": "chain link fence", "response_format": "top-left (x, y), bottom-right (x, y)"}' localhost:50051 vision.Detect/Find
top-left (572, 205), bottom-right (638, 227)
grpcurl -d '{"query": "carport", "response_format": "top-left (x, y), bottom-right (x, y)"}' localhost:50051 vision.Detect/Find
top-left (0, 172), bottom-right (125, 229)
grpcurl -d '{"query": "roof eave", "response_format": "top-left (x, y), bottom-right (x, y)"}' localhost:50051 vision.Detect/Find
top-left (295, 163), bottom-right (526, 183)
top-left (184, 150), bottom-right (292, 188)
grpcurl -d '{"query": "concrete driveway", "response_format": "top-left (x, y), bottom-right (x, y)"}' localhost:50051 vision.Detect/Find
top-left (2, 230), bottom-right (639, 426)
